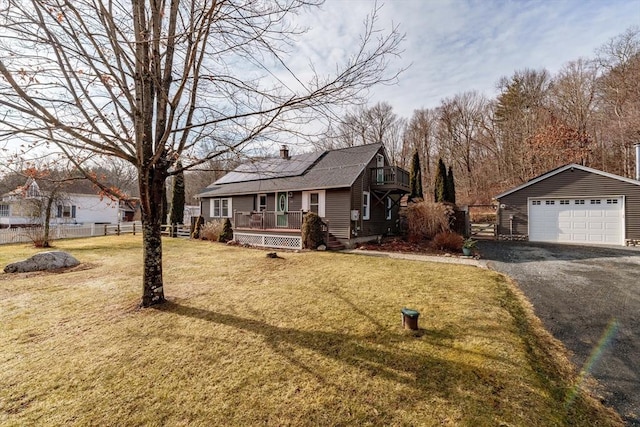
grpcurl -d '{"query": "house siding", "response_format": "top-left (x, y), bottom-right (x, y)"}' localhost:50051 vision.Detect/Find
top-left (497, 168), bottom-right (640, 240)
top-left (356, 147), bottom-right (397, 238)
top-left (325, 188), bottom-right (351, 239)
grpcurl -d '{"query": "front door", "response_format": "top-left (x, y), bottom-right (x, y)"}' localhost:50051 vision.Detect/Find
top-left (276, 192), bottom-right (288, 227)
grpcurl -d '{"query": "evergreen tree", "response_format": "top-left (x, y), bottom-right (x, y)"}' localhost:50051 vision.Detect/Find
top-left (446, 166), bottom-right (456, 204)
top-left (409, 150), bottom-right (423, 199)
top-left (170, 162), bottom-right (186, 225)
top-left (219, 218), bottom-right (233, 243)
top-left (434, 158), bottom-right (447, 202)
top-left (161, 182), bottom-right (168, 225)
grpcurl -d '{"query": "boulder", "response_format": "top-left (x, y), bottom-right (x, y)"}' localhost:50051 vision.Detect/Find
top-left (4, 251), bottom-right (80, 273)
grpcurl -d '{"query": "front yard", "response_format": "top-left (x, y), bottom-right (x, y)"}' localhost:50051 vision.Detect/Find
top-left (0, 236), bottom-right (621, 426)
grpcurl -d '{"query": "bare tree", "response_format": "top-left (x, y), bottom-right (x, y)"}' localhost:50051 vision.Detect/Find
top-left (319, 101), bottom-right (407, 165)
top-left (403, 108), bottom-right (438, 199)
top-left (0, 0), bottom-right (403, 306)
top-left (594, 27), bottom-right (640, 177)
top-left (436, 91), bottom-right (488, 202)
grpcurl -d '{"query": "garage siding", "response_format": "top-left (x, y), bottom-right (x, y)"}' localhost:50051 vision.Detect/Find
top-left (497, 168), bottom-right (640, 240)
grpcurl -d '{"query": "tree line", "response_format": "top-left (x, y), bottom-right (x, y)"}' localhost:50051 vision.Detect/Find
top-left (319, 27), bottom-right (640, 205)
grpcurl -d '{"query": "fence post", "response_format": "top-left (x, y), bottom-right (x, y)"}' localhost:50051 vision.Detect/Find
top-left (104, 224), bottom-right (108, 236)
top-left (133, 222), bottom-right (136, 235)
top-left (117, 223), bottom-right (121, 236)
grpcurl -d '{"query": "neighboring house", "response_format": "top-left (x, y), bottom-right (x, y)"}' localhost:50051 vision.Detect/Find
top-left (495, 163), bottom-right (640, 246)
top-left (197, 143), bottom-right (410, 249)
top-left (0, 178), bottom-right (121, 228)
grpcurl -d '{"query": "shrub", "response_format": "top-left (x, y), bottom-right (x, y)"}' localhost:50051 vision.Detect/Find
top-left (301, 212), bottom-right (325, 249)
top-left (219, 218), bottom-right (233, 243)
top-left (431, 231), bottom-right (464, 252)
top-left (405, 201), bottom-right (455, 242)
top-left (200, 220), bottom-right (224, 241)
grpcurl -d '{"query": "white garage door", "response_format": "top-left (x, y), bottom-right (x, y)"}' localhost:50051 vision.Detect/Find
top-left (529, 197), bottom-right (624, 245)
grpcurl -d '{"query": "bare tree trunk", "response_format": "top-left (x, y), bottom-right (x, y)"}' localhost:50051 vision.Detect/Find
top-left (139, 168), bottom-right (167, 307)
top-left (43, 196), bottom-right (54, 248)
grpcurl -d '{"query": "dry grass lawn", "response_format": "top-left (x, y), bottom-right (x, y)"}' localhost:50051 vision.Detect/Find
top-left (0, 236), bottom-right (622, 426)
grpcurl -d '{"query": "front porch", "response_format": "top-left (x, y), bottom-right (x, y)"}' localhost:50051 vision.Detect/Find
top-left (232, 210), bottom-right (337, 250)
top-left (233, 210), bottom-right (304, 249)
top-left (234, 210), bottom-right (304, 232)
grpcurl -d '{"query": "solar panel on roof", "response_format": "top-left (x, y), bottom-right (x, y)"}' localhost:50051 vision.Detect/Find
top-left (214, 150), bottom-right (324, 185)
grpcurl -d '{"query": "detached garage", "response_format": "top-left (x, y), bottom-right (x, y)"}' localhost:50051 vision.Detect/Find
top-left (495, 164), bottom-right (640, 246)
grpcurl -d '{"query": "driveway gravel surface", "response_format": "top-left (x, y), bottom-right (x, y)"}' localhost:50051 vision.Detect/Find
top-left (479, 241), bottom-right (640, 425)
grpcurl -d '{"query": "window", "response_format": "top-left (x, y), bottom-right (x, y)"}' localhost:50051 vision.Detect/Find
top-left (376, 154), bottom-right (384, 183)
top-left (302, 190), bottom-right (325, 217)
top-left (560, 200), bottom-right (570, 205)
top-left (210, 198), bottom-right (232, 218)
top-left (545, 200), bottom-right (555, 205)
top-left (257, 194), bottom-right (267, 212)
top-left (606, 199), bottom-right (618, 205)
top-left (532, 200), bottom-right (541, 206)
top-left (56, 205), bottom-right (76, 218)
top-left (278, 193), bottom-right (287, 212)
top-left (590, 199), bottom-right (601, 205)
top-left (362, 191), bottom-right (370, 220)
top-left (0, 204), bottom-right (9, 217)
top-left (309, 193), bottom-right (319, 214)
top-left (386, 197), bottom-right (393, 220)
top-left (575, 199), bottom-right (585, 205)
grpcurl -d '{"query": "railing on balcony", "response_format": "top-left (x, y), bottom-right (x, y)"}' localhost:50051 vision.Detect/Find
top-left (369, 166), bottom-right (410, 191)
top-left (234, 210), bottom-right (304, 231)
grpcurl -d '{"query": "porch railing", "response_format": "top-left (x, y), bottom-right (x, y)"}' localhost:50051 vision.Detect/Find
top-left (234, 210), bottom-right (304, 230)
top-left (370, 166), bottom-right (410, 190)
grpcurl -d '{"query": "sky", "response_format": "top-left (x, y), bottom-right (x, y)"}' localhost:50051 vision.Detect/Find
top-left (291, 0), bottom-right (640, 120)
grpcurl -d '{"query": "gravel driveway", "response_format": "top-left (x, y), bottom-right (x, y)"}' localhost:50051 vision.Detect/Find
top-left (478, 241), bottom-right (640, 425)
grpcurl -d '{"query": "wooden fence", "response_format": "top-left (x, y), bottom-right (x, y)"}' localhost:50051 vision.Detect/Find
top-left (0, 222), bottom-right (142, 245)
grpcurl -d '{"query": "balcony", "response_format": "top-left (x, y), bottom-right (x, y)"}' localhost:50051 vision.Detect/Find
top-left (369, 166), bottom-right (410, 192)
top-left (234, 210), bottom-right (304, 231)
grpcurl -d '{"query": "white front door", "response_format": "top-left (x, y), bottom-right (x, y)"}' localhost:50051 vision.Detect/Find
top-left (529, 197), bottom-right (624, 245)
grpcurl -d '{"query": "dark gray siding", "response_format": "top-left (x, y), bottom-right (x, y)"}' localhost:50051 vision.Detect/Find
top-left (357, 147), bottom-right (398, 237)
top-left (233, 195), bottom-right (254, 213)
top-left (288, 192), bottom-right (302, 211)
top-left (200, 199), bottom-right (211, 221)
top-left (325, 189), bottom-right (351, 239)
top-left (497, 168), bottom-right (640, 240)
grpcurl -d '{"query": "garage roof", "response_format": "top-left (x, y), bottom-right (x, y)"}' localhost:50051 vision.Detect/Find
top-left (495, 163), bottom-right (640, 200)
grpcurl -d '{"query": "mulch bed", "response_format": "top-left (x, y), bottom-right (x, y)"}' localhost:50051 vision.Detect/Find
top-left (357, 237), bottom-right (448, 255)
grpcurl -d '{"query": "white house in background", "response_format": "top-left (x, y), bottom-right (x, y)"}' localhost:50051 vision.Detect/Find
top-left (0, 178), bottom-right (121, 228)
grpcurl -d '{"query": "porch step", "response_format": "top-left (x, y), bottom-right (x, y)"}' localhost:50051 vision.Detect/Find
top-left (326, 233), bottom-right (345, 251)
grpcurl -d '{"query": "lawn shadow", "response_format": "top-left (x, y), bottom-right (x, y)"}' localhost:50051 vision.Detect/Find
top-left (154, 300), bottom-right (493, 401)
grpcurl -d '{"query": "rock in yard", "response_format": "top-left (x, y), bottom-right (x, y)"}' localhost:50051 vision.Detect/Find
top-left (4, 251), bottom-right (80, 273)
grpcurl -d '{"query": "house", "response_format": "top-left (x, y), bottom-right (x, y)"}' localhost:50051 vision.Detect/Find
top-left (197, 143), bottom-right (410, 249)
top-left (0, 178), bottom-right (122, 228)
top-left (495, 163), bottom-right (640, 246)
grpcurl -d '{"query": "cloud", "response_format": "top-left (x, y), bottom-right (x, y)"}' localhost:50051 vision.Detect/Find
top-left (290, 0), bottom-right (640, 119)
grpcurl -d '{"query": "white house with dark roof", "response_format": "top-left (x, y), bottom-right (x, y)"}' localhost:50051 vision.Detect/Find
top-left (0, 178), bottom-right (122, 227)
top-left (197, 143), bottom-right (410, 249)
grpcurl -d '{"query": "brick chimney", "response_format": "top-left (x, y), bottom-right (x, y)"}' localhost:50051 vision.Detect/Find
top-left (279, 144), bottom-right (290, 160)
